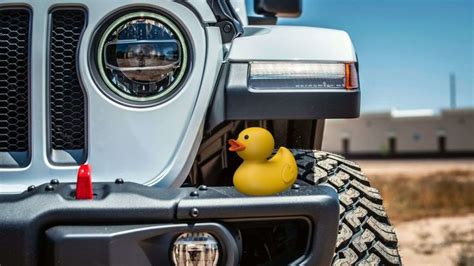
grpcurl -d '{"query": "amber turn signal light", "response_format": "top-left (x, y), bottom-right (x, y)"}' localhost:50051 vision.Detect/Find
top-left (345, 63), bottom-right (359, 90)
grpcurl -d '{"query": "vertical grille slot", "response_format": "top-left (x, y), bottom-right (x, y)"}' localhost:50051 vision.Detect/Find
top-left (0, 8), bottom-right (30, 166)
top-left (49, 9), bottom-right (86, 164)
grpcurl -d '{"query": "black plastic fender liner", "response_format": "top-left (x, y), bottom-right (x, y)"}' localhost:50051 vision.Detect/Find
top-left (0, 182), bottom-right (339, 266)
top-left (225, 63), bottom-right (360, 120)
top-left (205, 63), bottom-right (360, 131)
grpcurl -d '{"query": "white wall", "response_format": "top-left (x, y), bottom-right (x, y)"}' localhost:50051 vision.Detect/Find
top-left (323, 109), bottom-right (474, 154)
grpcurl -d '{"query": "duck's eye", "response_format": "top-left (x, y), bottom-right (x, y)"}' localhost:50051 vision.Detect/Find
top-left (244, 135), bottom-right (249, 140)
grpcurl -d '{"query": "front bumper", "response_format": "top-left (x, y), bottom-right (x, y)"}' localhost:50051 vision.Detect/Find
top-left (0, 182), bottom-right (339, 266)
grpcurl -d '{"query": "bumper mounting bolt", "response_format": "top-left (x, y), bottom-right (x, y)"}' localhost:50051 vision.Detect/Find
top-left (45, 185), bottom-right (54, 191)
top-left (115, 178), bottom-right (124, 184)
top-left (190, 191), bottom-right (199, 197)
top-left (198, 185), bottom-right (208, 191)
top-left (292, 184), bottom-right (300, 190)
top-left (50, 179), bottom-right (59, 185)
top-left (190, 208), bottom-right (199, 218)
top-left (27, 185), bottom-right (35, 192)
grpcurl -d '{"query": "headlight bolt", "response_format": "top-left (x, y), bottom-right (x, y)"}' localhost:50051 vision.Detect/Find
top-left (190, 191), bottom-right (199, 197)
top-left (27, 185), bottom-right (36, 192)
top-left (292, 183), bottom-right (300, 190)
top-left (50, 179), bottom-right (59, 185)
top-left (198, 185), bottom-right (208, 191)
top-left (223, 23), bottom-right (233, 33)
top-left (45, 185), bottom-right (54, 192)
top-left (115, 178), bottom-right (124, 184)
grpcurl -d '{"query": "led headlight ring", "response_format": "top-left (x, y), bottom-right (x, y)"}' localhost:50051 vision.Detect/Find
top-left (97, 11), bottom-right (188, 103)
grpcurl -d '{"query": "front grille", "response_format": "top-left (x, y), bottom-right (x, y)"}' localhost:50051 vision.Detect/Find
top-left (49, 9), bottom-right (86, 152)
top-left (0, 9), bottom-right (30, 152)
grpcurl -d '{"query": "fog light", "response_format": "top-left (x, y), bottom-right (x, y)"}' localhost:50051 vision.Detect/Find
top-left (172, 232), bottom-right (219, 266)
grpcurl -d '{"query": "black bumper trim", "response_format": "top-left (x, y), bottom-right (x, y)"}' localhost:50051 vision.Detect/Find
top-left (0, 182), bottom-right (338, 266)
top-left (46, 223), bottom-right (239, 266)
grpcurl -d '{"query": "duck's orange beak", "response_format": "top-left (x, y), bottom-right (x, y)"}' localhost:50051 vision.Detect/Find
top-left (228, 139), bottom-right (246, 152)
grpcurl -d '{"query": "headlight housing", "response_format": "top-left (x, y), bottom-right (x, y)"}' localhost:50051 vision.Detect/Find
top-left (97, 11), bottom-right (188, 104)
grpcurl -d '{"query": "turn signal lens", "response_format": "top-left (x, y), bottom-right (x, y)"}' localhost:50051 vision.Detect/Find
top-left (345, 63), bottom-right (359, 89)
top-left (249, 62), bottom-right (358, 90)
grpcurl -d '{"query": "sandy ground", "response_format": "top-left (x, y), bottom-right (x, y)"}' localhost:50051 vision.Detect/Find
top-left (355, 158), bottom-right (474, 177)
top-left (352, 158), bottom-right (474, 265)
top-left (395, 214), bottom-right (474, 266)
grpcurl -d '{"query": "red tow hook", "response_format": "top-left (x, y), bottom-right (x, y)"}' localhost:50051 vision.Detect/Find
top-left (76, 164), bottom-right (93, 200)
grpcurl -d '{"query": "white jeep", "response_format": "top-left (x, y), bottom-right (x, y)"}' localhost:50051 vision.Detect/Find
top-left (0, 0), bottom-right (401, 265)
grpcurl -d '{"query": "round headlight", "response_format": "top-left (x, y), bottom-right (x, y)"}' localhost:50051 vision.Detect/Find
top-left (97, 12), bottom-right (188, 103)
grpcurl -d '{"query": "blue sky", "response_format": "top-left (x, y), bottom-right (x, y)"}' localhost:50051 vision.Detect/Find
top-left (249, 0), bottom-right (473, 112)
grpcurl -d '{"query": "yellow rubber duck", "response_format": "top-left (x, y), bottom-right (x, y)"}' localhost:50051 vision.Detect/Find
top-left (228, 127), bottom-right (298, 196)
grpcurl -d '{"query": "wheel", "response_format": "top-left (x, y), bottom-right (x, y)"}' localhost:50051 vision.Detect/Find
top-left (293, 150), bottom-right (402, 265)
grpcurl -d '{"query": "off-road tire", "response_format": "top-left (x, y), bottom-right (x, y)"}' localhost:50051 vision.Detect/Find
top-left (293, 150), bottom-right (402, 265)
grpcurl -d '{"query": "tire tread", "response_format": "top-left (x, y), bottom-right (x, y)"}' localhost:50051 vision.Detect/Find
top-left (294, 150), bottom-right (401, 265)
